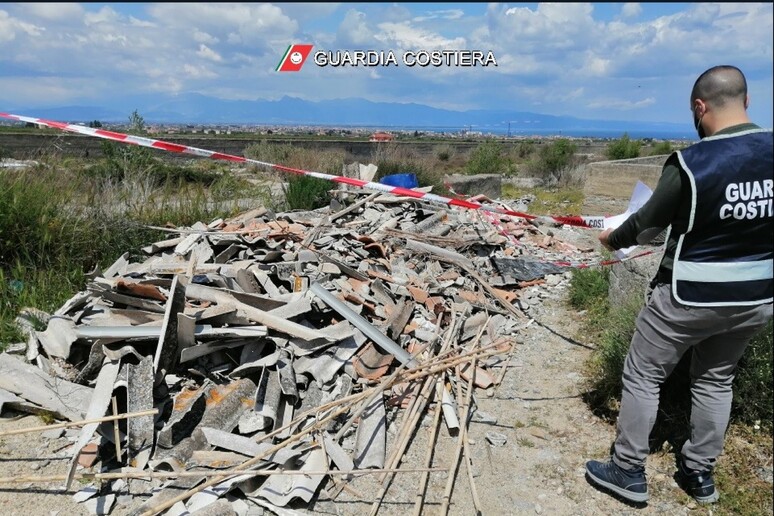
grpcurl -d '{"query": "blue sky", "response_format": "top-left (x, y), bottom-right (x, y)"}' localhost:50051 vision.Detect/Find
top-left (0, 2), bottom-right (772, 125)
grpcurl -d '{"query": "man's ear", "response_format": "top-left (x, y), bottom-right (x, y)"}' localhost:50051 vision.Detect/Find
top-left (744, 94), bottom-right (750, 109)
top-left (693, 99), bottom-right (706, 117)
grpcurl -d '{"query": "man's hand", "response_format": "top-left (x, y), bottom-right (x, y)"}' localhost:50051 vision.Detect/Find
top-left (598, 228), bottom-right (616, 252)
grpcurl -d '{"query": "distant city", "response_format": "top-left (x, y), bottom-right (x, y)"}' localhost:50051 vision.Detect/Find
top-left (1, 94), bottom-right (699, 141)
top-left (0, 119), bottom-right (695, 143)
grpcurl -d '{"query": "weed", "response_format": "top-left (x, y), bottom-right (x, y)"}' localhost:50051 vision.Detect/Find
top-left (516, 437), bottom-right (535, 448)
top-left (733, 321), bottom-right (773, 428)
top-left (527, 417), bottom-right (549, 430)
top-left (568, 268), bottom-right (610, 314)
top-left (283, 175), bottom-right (332, 211)
top-left (0, 148), bottom-right (262, 349)
top-left (527, 139), bottom-right (578, 180)
top-left (435, 144), bottom-right (454, 162)
top-left (37, 411), bottom-right (57, 425)
top-left (570, 267), bottom-right (773, 429)
top-left (516, 141), bottom-right (535, 159)
top-left (502, 185), bottom-right (584, 215)
top-left (713, 426), bottom-right (774, 515)
top-left (606, 133), bottom-right (642, 160)
top-left (650, 141), bottom-right (673, 156)
top-left (466, 140), bottom-right (509, 175)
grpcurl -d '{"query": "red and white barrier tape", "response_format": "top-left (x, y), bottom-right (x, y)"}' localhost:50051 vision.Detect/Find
top-left (1, 112), bottom-right (614, 229)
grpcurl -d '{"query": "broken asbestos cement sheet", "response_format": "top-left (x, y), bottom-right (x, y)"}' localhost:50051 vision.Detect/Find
top-left (0, 353), bottom-right (93, 421)
top-left (0, 186), bottom-right (605, 514)
top-left (491, 257), bottom-right (566, 282)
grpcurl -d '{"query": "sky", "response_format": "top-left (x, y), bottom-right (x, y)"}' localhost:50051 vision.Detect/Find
top-left (0, 2), bottom-right (772, 125)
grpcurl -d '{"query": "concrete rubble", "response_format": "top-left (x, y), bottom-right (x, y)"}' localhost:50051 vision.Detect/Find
top-left (0, 188), bottom-right (596, 515)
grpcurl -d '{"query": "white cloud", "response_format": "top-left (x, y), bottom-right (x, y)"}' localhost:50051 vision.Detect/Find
top-left (336, 9), bottom-right (373, 46)
top-left (147, 3), bottom-right (297, 48)
top-left (0, 10), bottom-right (45, 42)
top-left (621, 3), bottom-right (642, 19)
top-left (129, 16), bottom-right (156, 28)
top-left (84, 6), bottom-right (120, 26)
top-left (0, 2), bottom-right (770, 125)
top-left (183, 64), bottom-right (217, 79)
top-left (277, 3), bottom-right (341, 23)
top-left (193, 30), bottom-right (219, 45)
top-left (413, 9), bottom-right (465, 22)
top-left (587, 97), bottom-right (656, 110)
top-left (499, 2), bottom-right (596, 48)
top-left (375, 22), bottom-right (466, 49)
top-left (18, 3), bottom-right (84, 21)
top-left (0, 76), bottom-right (100, 105)
top-left (196, 44), bottom-right (223, 62)
top-left (583, 53), bottom-right (612, 77)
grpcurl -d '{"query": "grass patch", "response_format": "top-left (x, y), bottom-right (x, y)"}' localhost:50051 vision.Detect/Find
top-left (713, 425), bottom-right (774, 515)
top-left (570, 267), bottom-right (774, 429)
top-left (0, 265), bottom-right (85, 344)
top-left (502, 185), bottom-right (584, 215)
top-left (283, 175), bottom-right (333, 211)
top-left (0, 155), bottom-right (265, 350)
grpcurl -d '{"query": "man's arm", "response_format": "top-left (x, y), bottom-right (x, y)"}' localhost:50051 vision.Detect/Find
top-left (599, 154), bottom-right (683, 251)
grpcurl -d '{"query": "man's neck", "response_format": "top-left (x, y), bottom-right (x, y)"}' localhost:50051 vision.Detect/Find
top-left (707, 112), bottom-right (752, 136)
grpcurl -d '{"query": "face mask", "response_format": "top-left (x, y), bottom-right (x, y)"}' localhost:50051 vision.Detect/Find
top-left (694, 109), bottom-right (706, 139)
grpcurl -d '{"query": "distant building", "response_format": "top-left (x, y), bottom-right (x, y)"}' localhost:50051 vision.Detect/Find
top-left (369, 131), bottom-right (394, 142)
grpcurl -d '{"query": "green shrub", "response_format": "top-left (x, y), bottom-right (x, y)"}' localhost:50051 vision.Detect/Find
top-left (606, 133), bottom-right (642, 160)
top-left (244, 140), bottom-right (297, 166)
top-left (733, 321), bottom-right (773, 427)
top-left (516, 141), bottom-right (536, 159)
top-left (568, 267), bottom-right (610, 313)
top-left (0, 167), bottom-right (75, 269)
top-left (573, 269), bottom-right (773, 428)
top-left (90, 142), bottom-right (222, 187)
top-left (435, 144), bottom-right (453, 162)
top-left (465, 140), bottom-right (508, 175)
top-left (526, 139), bottom-right (579, 183)
top-left (283, 175), bottom-right (332, 211)
top-left (0, 265), bottom-right (85, 344)
top-left (0, 156), bottom-right (256, 350)
top-left (650, 140), bottom-right (673, 156)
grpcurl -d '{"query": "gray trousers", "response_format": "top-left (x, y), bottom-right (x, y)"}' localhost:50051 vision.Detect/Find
top-left (612, 283), bottom-right (772, 473)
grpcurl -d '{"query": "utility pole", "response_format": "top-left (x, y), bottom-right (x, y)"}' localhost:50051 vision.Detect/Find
top-left (508, 121), bottom-right (511, 138)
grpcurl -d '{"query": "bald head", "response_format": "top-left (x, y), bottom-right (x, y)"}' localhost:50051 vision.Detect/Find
top-left (691, 65), bottom-right (748, 109)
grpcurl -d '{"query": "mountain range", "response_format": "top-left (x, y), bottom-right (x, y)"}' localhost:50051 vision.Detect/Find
top-left (9, 93), bottom-right (694, 137)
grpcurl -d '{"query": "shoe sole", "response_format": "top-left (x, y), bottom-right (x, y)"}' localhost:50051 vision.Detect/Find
top-left (694, 491), bottom-right (719, 504)
top-left (586, 469), bottom-right (649, 503)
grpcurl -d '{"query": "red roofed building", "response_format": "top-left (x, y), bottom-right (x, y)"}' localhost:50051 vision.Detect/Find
top-left (369, 131), bottom-right (394, 142)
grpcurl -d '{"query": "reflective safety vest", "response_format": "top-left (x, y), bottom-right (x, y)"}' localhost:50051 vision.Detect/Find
top-left (673, 128), bottom-right (773, 307)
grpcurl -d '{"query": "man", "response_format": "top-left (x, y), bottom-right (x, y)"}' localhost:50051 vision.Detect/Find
top-left (585, 65), bottom-right (773, 505)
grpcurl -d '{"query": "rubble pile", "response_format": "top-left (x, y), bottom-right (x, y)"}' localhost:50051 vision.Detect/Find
top-left (0, 191), bottom-right (594, 515)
